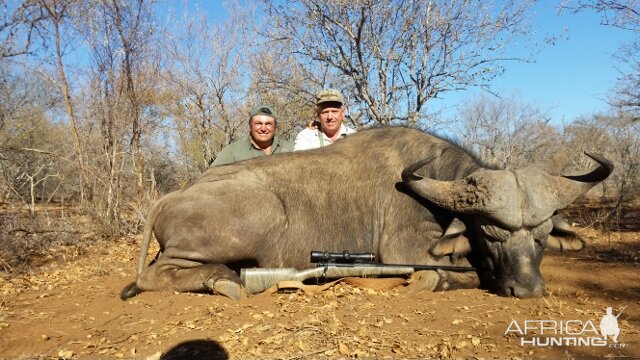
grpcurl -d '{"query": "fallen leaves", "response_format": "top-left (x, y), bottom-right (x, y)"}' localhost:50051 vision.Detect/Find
top-left (1, 231), bottom-right (640, 360)
top-left (338, 342), bottom-right (351, 355)
top-left (143, 351), bottom-right (162, 360)
top-left (470, 335), bottom-right (481, 346)
top-left (57, 349), bottom-right (74, 359)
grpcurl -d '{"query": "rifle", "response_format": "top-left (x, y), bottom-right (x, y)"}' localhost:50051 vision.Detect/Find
top-left (240, 250), bottom-right (475, 294)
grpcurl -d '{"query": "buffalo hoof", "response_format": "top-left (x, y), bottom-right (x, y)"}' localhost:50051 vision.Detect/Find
top-left (120, 282), bottom-right (142, 300)
top-left (435, 269), bottom-right (480, 291)
top-left (207, 279), bottom-right (247, 301)
top-left (407, 270), bottom-right (441, 293)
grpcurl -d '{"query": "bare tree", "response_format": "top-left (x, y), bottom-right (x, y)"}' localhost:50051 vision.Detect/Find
top-left (611, 38), bottom-right (640, 116)
top-left (247, 1), bottom-right (360, 128)
top-left (560, 113), bottom-right (639, 227)
top-left (248, 30), bottom-right (341, 129)
top-left (562, 114), bottom-right (639, 194)
top-left (80, 0), bottom-right (162, 230)
top-left (109, 0), bottom-right (148, 198)
top-left (455, 94), bottom-right (560, 170)
top-left (0, 0), bottom-right (47, 58)
top-left (561, 0), bottom-right (640, 118)
top-left (0, 60), bottom-right (60, 134)
top-left (0, 95), bottom-right (69, 217)
top-left (261, 0), bottom-right (536, 127)
top-left (562, 0), bottom-right (639, 30)
top-left (83, 29), bottom-right (129, 227)
top-left (33, 0), bottom-right (90, 200)
top-left (164, 9), bottom-right (249, 169)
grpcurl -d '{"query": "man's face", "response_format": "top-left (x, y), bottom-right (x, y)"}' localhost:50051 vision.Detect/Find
top-left (249, 115), bottom-right (276, 145)
top-left (317, 102), bottom-right (344, 135)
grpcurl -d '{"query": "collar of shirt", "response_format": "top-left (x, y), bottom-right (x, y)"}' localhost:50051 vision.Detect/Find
top-left (318, 124), bottom-right (351, 144)
top-left (247, 135), bottom-right (280, 151)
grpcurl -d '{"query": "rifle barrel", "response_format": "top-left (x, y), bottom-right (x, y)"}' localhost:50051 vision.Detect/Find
top-left (318, 262), bottom-right (475, 272)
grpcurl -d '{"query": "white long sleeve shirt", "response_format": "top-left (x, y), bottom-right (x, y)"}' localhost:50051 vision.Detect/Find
top-left (293, 124), bottom-right (357, 151)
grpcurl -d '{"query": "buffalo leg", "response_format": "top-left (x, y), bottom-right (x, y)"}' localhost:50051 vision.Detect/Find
top-left (408, 270), bottom-right (479, 293)
top-left (434, 269), bottom-right (479, 291)
top-left (135, 260), bottom-right (246, 300)
top-left (407, 270), bottom-right (441, 292)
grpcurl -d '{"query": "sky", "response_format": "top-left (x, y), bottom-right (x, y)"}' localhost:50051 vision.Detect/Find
top-left (442, 4), bottom-right (636, 125)
top-left (182, 1), bottom-right (635, 125)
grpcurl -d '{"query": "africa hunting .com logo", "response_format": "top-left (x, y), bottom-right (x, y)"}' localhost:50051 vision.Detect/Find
top-left (504, 306), bottom-right (628, 348)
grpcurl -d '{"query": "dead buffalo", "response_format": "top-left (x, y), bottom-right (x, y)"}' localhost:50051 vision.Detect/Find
top-left (121, 127), bottom-right (612, 300)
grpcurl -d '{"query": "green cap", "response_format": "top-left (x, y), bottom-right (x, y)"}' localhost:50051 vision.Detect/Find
top-left (315, 89), bottom-right (344, 106)
top-left (249, 105), bottom-right (277, 120)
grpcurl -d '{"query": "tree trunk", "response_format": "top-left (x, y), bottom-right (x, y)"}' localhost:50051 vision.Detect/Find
top-left (51, 6), bottom-right (90, 201)
top-left (112, 0), bottom-right (144, 200)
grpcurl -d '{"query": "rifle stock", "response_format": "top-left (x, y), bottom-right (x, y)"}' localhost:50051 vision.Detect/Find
top-left (240, 265), bottom-right (415, 294)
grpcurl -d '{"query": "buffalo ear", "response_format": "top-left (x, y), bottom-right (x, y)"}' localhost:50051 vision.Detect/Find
top-left (546, 215), bottom-right (584, 252)
top-left (430, 218), bottom-right (471, 258)
top-left (547, 233), bottom-right (584, 252)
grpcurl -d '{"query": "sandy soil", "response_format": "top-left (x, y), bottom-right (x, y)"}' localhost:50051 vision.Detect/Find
top-left (1, 228), bottom-right (638, 360)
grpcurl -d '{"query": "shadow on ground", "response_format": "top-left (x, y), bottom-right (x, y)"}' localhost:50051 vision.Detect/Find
top-left (160, 339), bottom-right (229, 360)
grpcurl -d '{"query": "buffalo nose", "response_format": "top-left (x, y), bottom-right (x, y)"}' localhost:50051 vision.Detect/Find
top-left (504, 281), bottom-right (544, 298)
top-left (507, 285), bottom-right (544, 299)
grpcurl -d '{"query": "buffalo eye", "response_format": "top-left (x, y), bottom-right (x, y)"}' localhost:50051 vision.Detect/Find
top-left (480, 224), bottom-right (510, 242)
top-left (530, 219), bottom-right (553, 246)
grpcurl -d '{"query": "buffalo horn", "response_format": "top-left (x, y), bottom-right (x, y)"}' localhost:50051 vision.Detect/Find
top-left (402, 157), bottom-right (480, 213)
top-left (553, 152), bottom-right (614, 209)
top-left (401, 156), bottom-right (436, 181)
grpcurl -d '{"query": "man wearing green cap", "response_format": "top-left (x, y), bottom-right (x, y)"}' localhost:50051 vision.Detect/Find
top-left (211, 105), bottom-right (293, 166)
top-left (294, 89), bottom-right (357, 151)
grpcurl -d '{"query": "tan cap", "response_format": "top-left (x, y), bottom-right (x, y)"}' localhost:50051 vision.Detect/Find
top-left (315, 89), bottom-right (344, 106)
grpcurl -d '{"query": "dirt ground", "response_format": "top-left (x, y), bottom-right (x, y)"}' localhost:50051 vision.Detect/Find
top-left (0, 227), bottom-right (638, 360)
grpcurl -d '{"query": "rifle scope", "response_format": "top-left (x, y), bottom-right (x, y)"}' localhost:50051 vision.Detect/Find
top-left (310, 250), bottom-right (376, 264)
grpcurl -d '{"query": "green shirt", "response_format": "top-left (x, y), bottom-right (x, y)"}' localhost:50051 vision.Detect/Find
top-left (211, 135), bottom-right (293, 166)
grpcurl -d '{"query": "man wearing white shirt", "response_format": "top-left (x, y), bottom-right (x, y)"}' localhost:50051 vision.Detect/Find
top-left (294, 89), bottom-right (356, 151)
